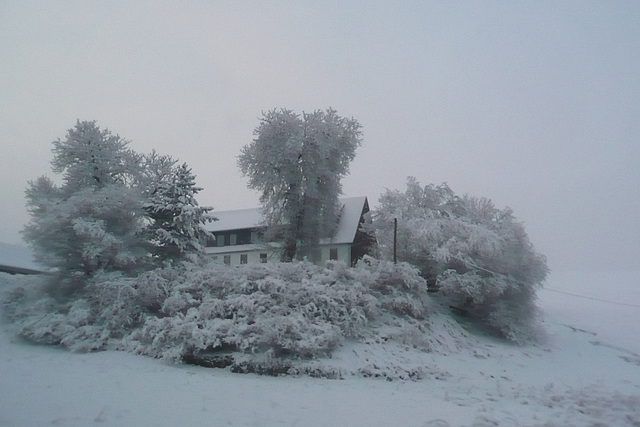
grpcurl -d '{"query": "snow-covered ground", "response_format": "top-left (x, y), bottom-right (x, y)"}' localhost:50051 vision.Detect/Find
top-left (1, 270), bottom-right (639, 427)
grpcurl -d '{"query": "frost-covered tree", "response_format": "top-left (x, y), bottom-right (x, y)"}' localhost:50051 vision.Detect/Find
top-left (238, 108), bottom-right (362, 261)
top-left (22, 121), bottom-right (213, 291)
top-left (50, 120), bottom-right (142, 194)
top-left (143, 162), bottom-right (214, 264)
top-left (371, 177), bottom-right (549, 342)
top-left (23, 121), bottom-right (148, 287)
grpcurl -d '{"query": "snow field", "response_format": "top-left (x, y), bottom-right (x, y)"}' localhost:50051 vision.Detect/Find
top-left (1, 270), bottom-right (639, 426)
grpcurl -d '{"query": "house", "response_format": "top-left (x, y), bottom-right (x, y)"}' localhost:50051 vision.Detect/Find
top-left (0, 242), bottom-right (46, 275)
top-left (205, 196), bottom-right (372, 266)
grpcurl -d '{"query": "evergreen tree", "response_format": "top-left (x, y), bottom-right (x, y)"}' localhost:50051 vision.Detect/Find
top-left (51, 120), bottom-right (141, 193)
top-left (143, 162), bottom-right (214, 264)
top-left (23, 121), bottom-right (147, 287)
top-left (22, 121), bottom-right (214, 292)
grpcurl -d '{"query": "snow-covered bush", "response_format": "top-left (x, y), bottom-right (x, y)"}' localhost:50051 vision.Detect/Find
top-left (126, 261), bottom-right (369, 360)
top-left (122, 259), bottom-right (435, 362)
top-left (2, 257), bottom-right (437, 368)
top-left (2, 271), bottom-right (143, 352)
top-left (371, 177), bottom-right (549, 342)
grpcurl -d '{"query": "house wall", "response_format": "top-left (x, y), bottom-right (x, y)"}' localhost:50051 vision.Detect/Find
top-left (320, 244), bottom-right (351, 264)
top-left (206, 243), bottom-right (352, 266)
top-left (206, 247), bottom-right (279, 266)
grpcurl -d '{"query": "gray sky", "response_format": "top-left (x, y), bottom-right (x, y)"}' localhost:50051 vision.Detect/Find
top-left (2, 1), bottom-right (639, 273)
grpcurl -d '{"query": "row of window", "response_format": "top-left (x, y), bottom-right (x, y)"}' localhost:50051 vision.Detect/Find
top-left (208, 230), bottom-right (258, 248)
top-left (209, 230), bottom-right (341, 264)
top-left (218, 253), bottom-right (269, 265)
top-left (216, 248), bottom-right (339, 265)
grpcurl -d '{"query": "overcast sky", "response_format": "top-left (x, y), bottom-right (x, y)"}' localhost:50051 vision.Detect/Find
top-left (2, 1), bottom-right (639, 273)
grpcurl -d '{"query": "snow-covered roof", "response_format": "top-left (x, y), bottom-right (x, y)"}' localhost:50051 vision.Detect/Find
top-left (207, 207), bottom-right (266, 233)
top-left (206, 196), bottom-right (368, 245)
top-left (328, 196), bottom-right (369, 245)
top-left (0, 242), bottom-right (46, 274)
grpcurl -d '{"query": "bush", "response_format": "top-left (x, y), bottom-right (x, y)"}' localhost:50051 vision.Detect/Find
top-left (370, 177), bottom-right (548, 342)
top-left (2, 258), bottom-right (436, 364)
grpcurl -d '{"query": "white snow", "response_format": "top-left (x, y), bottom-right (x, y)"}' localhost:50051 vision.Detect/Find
top-left (206, 197), bottom-right (368, 245)
top-left (328, 196), bottom-right (368, 245)
top-left (1, 270), bottom-right (639, 426)
top-left (206, 207), bottom-right (266, 233)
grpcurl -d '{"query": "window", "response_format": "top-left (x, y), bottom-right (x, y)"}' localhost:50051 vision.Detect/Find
top-left (217, 233), bottom-right (231, 246)
top-left (223, 255), bottom-right (231, 266)
top-left (240, 254), bottom-right (248, 264)
top-left (251, 231), bottom-right (260, 244)
top-left (238, 229), bottom-right (252, 245)
top-left (230, 233), bottom-right (237, 245)
top-left (260, 253), bottom-right (267, 263)
top-left (329, 247), bottom-right (338, 261)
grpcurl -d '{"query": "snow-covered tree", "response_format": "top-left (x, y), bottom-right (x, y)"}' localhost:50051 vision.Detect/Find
top-left (371, 177), bottom-right (549, 342)
top-left (23, 121), bottom-right (148, 288)
top-left (50, 120), bottom-right (142, 194)
top-left (238, 108), bottom-right (362, 261)
top-left (142, 162), bottom-right (214, 264)
top-left (22, 121), bottom-right (214, 291)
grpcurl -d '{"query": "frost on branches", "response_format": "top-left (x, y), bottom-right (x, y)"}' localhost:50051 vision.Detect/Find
top-left (2, 259), bottom-right (450, 377)
top-left (143, 162), bottom-right (214, 264)
top-left (23, 121), bottom-right (147, 290)
top-left (371, 177), bottom-right (549, 342)
top-left (22, 121), bottom-right (213, 293)
top-left (238, 108), bottom-right (362, 262)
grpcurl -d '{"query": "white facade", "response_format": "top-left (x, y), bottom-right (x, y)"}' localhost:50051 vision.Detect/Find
top-left (205, 242), bottom-right (353, 266)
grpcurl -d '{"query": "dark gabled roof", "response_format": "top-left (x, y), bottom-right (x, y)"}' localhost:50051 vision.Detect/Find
top-left (206, 196), bottom-right (368, 245)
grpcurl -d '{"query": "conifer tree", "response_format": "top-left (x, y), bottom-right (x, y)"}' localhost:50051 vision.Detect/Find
top-left (22, 121), bottom-right (214, 291)
top-left (23, 121), bottom-right (147, 284)
top-left (143, 162), bottom-right (214, 264)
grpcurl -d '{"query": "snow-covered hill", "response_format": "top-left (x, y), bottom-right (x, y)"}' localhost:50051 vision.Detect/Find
top-left (1, 270), bottom-right (639, 426)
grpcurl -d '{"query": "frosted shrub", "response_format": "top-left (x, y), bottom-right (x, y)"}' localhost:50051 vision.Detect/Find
top-left (2, 257), bottom-right (439, 368)
top-left (353, 256), bottom-right (431, 320)
top-left (371, 177), bottom-right (548, 342)
top-left (127, 261), bottom-right (375, 360)
top-left (122, 259), bottom-right (434, 361)
top-left (2, 272), bottom-right (142, 351)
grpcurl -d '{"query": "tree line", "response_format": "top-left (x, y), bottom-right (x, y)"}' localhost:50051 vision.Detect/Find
top-left (21, 110), bottom-right (548, 341)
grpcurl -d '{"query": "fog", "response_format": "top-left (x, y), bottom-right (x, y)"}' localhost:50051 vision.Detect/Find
top-left (2, 1), bottom-right (639, 272)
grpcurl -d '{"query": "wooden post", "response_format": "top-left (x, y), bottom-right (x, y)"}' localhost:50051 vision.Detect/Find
top-left (393, 218), bottom-right (397, 264)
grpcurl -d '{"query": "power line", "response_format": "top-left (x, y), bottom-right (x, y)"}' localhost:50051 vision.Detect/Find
top-left (445, 251), bottom-right (640, 309)
top-left (542, 287), bottom-right (640, 309)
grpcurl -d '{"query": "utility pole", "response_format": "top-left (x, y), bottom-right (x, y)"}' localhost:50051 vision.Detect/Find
top-left (393, 218), bottom-right (397, 264)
